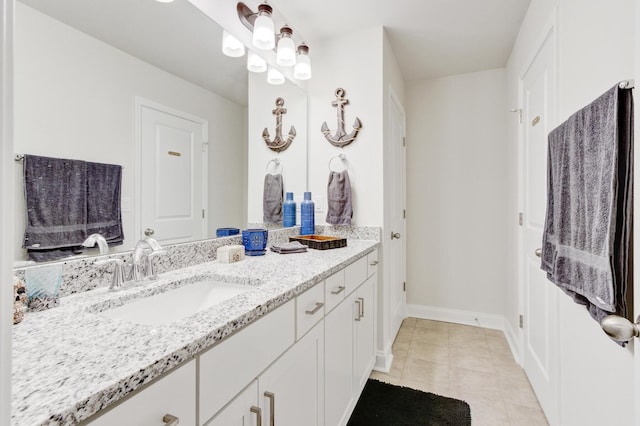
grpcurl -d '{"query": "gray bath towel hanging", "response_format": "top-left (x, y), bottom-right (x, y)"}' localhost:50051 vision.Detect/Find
top-left (263, 173), bottom-right (284, 223)
top-left (541, 83), bottom-right (633, 323)
top-left (86, 161), bottom-right (124, 246)
top-left (23, 155), bottom-right (88, 261)
top-left (326, 170), bottom-right (353, 225)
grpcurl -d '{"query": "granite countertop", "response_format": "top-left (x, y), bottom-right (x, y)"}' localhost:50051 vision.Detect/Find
top-left (12, 239), bottom-right (379, 425)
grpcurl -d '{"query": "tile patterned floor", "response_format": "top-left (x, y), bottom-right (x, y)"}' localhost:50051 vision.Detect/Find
top-left (370, 318), bottom-right (549, 426)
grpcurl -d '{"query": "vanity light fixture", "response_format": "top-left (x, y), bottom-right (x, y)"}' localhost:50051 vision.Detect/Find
top-left (267, 66), bottom-right (285, 85)
top-left (222, 30), bottom-right (245, 58)
top-left (276, 26), bottom-right (296, 67)
top-left (247, 51), bottom-right (268, 73)
top-left (252, 3), bottom-right (275, 50)
top-left (293, 43), bottom-right (312, 80)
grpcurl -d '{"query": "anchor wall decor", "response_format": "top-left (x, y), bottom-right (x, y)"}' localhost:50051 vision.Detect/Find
top-left (321, 88), bottom-right (362, 148)
top-left (263, 97), bottom-right (296, 153)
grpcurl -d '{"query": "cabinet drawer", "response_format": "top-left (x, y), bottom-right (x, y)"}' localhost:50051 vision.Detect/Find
top-left (88, 359), bottom-right (196, 426)
top-left (324, 269), bottom-right (346, 313)
top-left (367, 250), bottom-right (379, 277)
top-left (199, 300), bottom-right (295, 424)
top-left (344, 256), bottom-right (368, 295)
top-left (296, 283), bottom-right (325, 340)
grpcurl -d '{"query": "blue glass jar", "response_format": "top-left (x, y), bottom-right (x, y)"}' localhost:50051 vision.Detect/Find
top-left (300, 192), bottom-right (315, 235)
top-left (283, 192), bottom-right (296, 228)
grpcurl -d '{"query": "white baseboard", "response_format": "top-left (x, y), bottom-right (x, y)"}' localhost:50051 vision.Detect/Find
top-left (406, 304), bottom-right (505, 330)
top-left (373, 348), bottom-right (394, 373)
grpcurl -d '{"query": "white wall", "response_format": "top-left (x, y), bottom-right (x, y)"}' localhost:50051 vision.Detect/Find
top-left (246, 72), bottom-right (307, 224)
top-left (14, 3), bottom-right (246, 259)
top-left (307, 26), bottom-right (384, 227)
top-left (506, 1), bottom-right (635, 424)
top-left (405, 68), bottom-right (508, 321)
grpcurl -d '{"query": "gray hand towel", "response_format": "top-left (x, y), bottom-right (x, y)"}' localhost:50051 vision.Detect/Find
top-left (270, 241), bottom-right (308, 254)
top-left (263, 173), bottom-right (284, 223)
top-left (541, 84), bottom-right (633, 323)
top-left (86, 161), bottom-right (124, 246)
top-left (326, 170), bottom-right (353, 225)
top-left (23, 155), bottom-right (87, 260)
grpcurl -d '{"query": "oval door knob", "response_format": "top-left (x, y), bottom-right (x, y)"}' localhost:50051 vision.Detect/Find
top-left (391, 232), bottom-right (401, 240)
top-left (535, 248), bottom-right (542, 257)
top-left (601, 315), bottom-right (640, 342)
top-left (144, 228), bottom-right (155, 236)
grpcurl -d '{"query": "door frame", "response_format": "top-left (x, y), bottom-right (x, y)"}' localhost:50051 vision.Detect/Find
top-left (0, 0), bottom-right (14, 423)
top-left (516, 11), bottom-right (559, 426)
top-left (133, 97), bottom-right (209, 242)
top-left (634, 3), bottom-right (640, 425)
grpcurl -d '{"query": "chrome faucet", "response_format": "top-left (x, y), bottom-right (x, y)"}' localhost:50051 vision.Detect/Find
top-left (83, 234), bottom-right (125, 290)
top-left (82, 234), bottom-right (109, 255)
top-left (129, 236), bottom-right (166, 282)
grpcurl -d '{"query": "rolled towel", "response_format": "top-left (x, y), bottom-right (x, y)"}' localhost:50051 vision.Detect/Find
top-left (326, 170), bottom-right (353, 225)
top-left (263, 173), bottom-right (284, 224)
top-left (270, 241), bottom-right (308, 254)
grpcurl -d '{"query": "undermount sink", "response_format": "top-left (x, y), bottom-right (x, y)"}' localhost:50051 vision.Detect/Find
top-left (99, 280), bottom-right (251, 326)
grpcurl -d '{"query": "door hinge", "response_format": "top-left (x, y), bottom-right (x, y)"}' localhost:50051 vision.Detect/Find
top-left (510, 108), bottom-right (522, 124)
top-left (202, 209), bottom-right (205, 219)
top-left (518, 212), bottom-right (523, 226)
top-left (403, 209), bottom-right (406, 219)
top-left (202, 142), bottom-right (208, 153)
top-left (519, 315), bottom-right (524, 328)
top-left (403, 282), bottom-right (406, 292)
top-left (403, 137), bottom-right (406, 147)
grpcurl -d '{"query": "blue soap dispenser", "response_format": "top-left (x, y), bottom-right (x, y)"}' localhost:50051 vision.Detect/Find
top-left (283, 192), bottom-right (296, 228)
top-left (300, 192), bottom-right (315, 235)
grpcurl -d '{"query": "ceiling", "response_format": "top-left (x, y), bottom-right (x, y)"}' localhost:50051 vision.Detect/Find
top-left (19, 0), bottom-right (531, 104)
top-left (19, 0), bottom-right (249, 105)
top-left (271, 0), bottom-right (532, 82)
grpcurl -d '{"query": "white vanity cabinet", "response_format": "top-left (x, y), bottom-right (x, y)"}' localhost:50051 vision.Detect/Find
top-left (325, 250), bottom-right (378, 426)
top-left (204, 311), bottom-right (324, 426)
top-left (87, 359), bottom-right (196, 426)
top-left (258, 322), bottom-right (324, 426)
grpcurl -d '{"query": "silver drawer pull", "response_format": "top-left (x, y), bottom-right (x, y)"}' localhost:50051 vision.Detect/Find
top-left (355, 299), bottom-right (363, 321)
top-left (331, 286), bottom-right (346, 295)
top-left (305, 302), bottom-right (324, 315)
top-left (162, 414), bottom-right (179, 426)
top-left (358, 297), bottom-right (365, 318)
top-left (264, 391), bottom-right (275, 426)
top-left (370, 260), bottom-right (379, 266)
top-left (250, 406), bottom-right (262, 426)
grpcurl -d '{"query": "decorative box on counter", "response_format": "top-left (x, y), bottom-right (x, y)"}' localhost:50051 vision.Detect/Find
top-left (289, 235), bottom-right (347, 250)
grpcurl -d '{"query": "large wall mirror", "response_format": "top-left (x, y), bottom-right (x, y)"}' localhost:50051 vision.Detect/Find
top-left (13, 0), bottom-right (308, 263)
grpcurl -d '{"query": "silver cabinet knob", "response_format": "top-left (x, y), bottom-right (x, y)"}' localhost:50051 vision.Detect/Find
top-left (391, 232), bottom-right (401, 240)
top-left (601, 315), bottom-right (640, 342)
top-left (162, 414), bottom-right (179, 426)
top-left (535, 248), bottom-right (542, 257)
top-left (144, 228), bottom-right (155, 236)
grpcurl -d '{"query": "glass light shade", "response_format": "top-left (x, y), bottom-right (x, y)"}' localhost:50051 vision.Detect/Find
top-left (294, 53), bottom-right (312, 80)
top-left (253, 14), bottom-right (275, 50)
top-left (222, 30), bottom-right (245, 58)
top-left (267, 66), bottom-right (285, 85)
top-left (247, 51), bottom-right (267, 73)
top-left (276, 34), bottom-right (296, 67)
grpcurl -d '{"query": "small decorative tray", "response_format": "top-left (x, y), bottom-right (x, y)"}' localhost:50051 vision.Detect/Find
top-left (289, 235), bottom-right (347, 250)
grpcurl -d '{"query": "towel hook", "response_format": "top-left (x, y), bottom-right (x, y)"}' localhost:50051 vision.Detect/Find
top-left (328, 154), bottom-right (349, 172)
top-left (266, 158), bottom-right (283, 174)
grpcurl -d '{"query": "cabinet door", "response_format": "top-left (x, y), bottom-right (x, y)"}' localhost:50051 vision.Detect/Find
top-left (354, 275), bottom-right (376, 393)
top-left (325, 292), bottom-right (355, 426)
top-left (259, 322), bottom-right (324, 426)
top-left (88, 360), bottom-right (196, 426)
top-left (205, 381), bottom-right (259, 426)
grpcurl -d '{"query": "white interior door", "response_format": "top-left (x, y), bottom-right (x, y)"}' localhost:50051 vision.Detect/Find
top-left (389, 92), bottom-right (407, 337)
top-left (521, 29), bottom-right (558, 425)
top-left (138, 100), bottom-right (208, 245)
